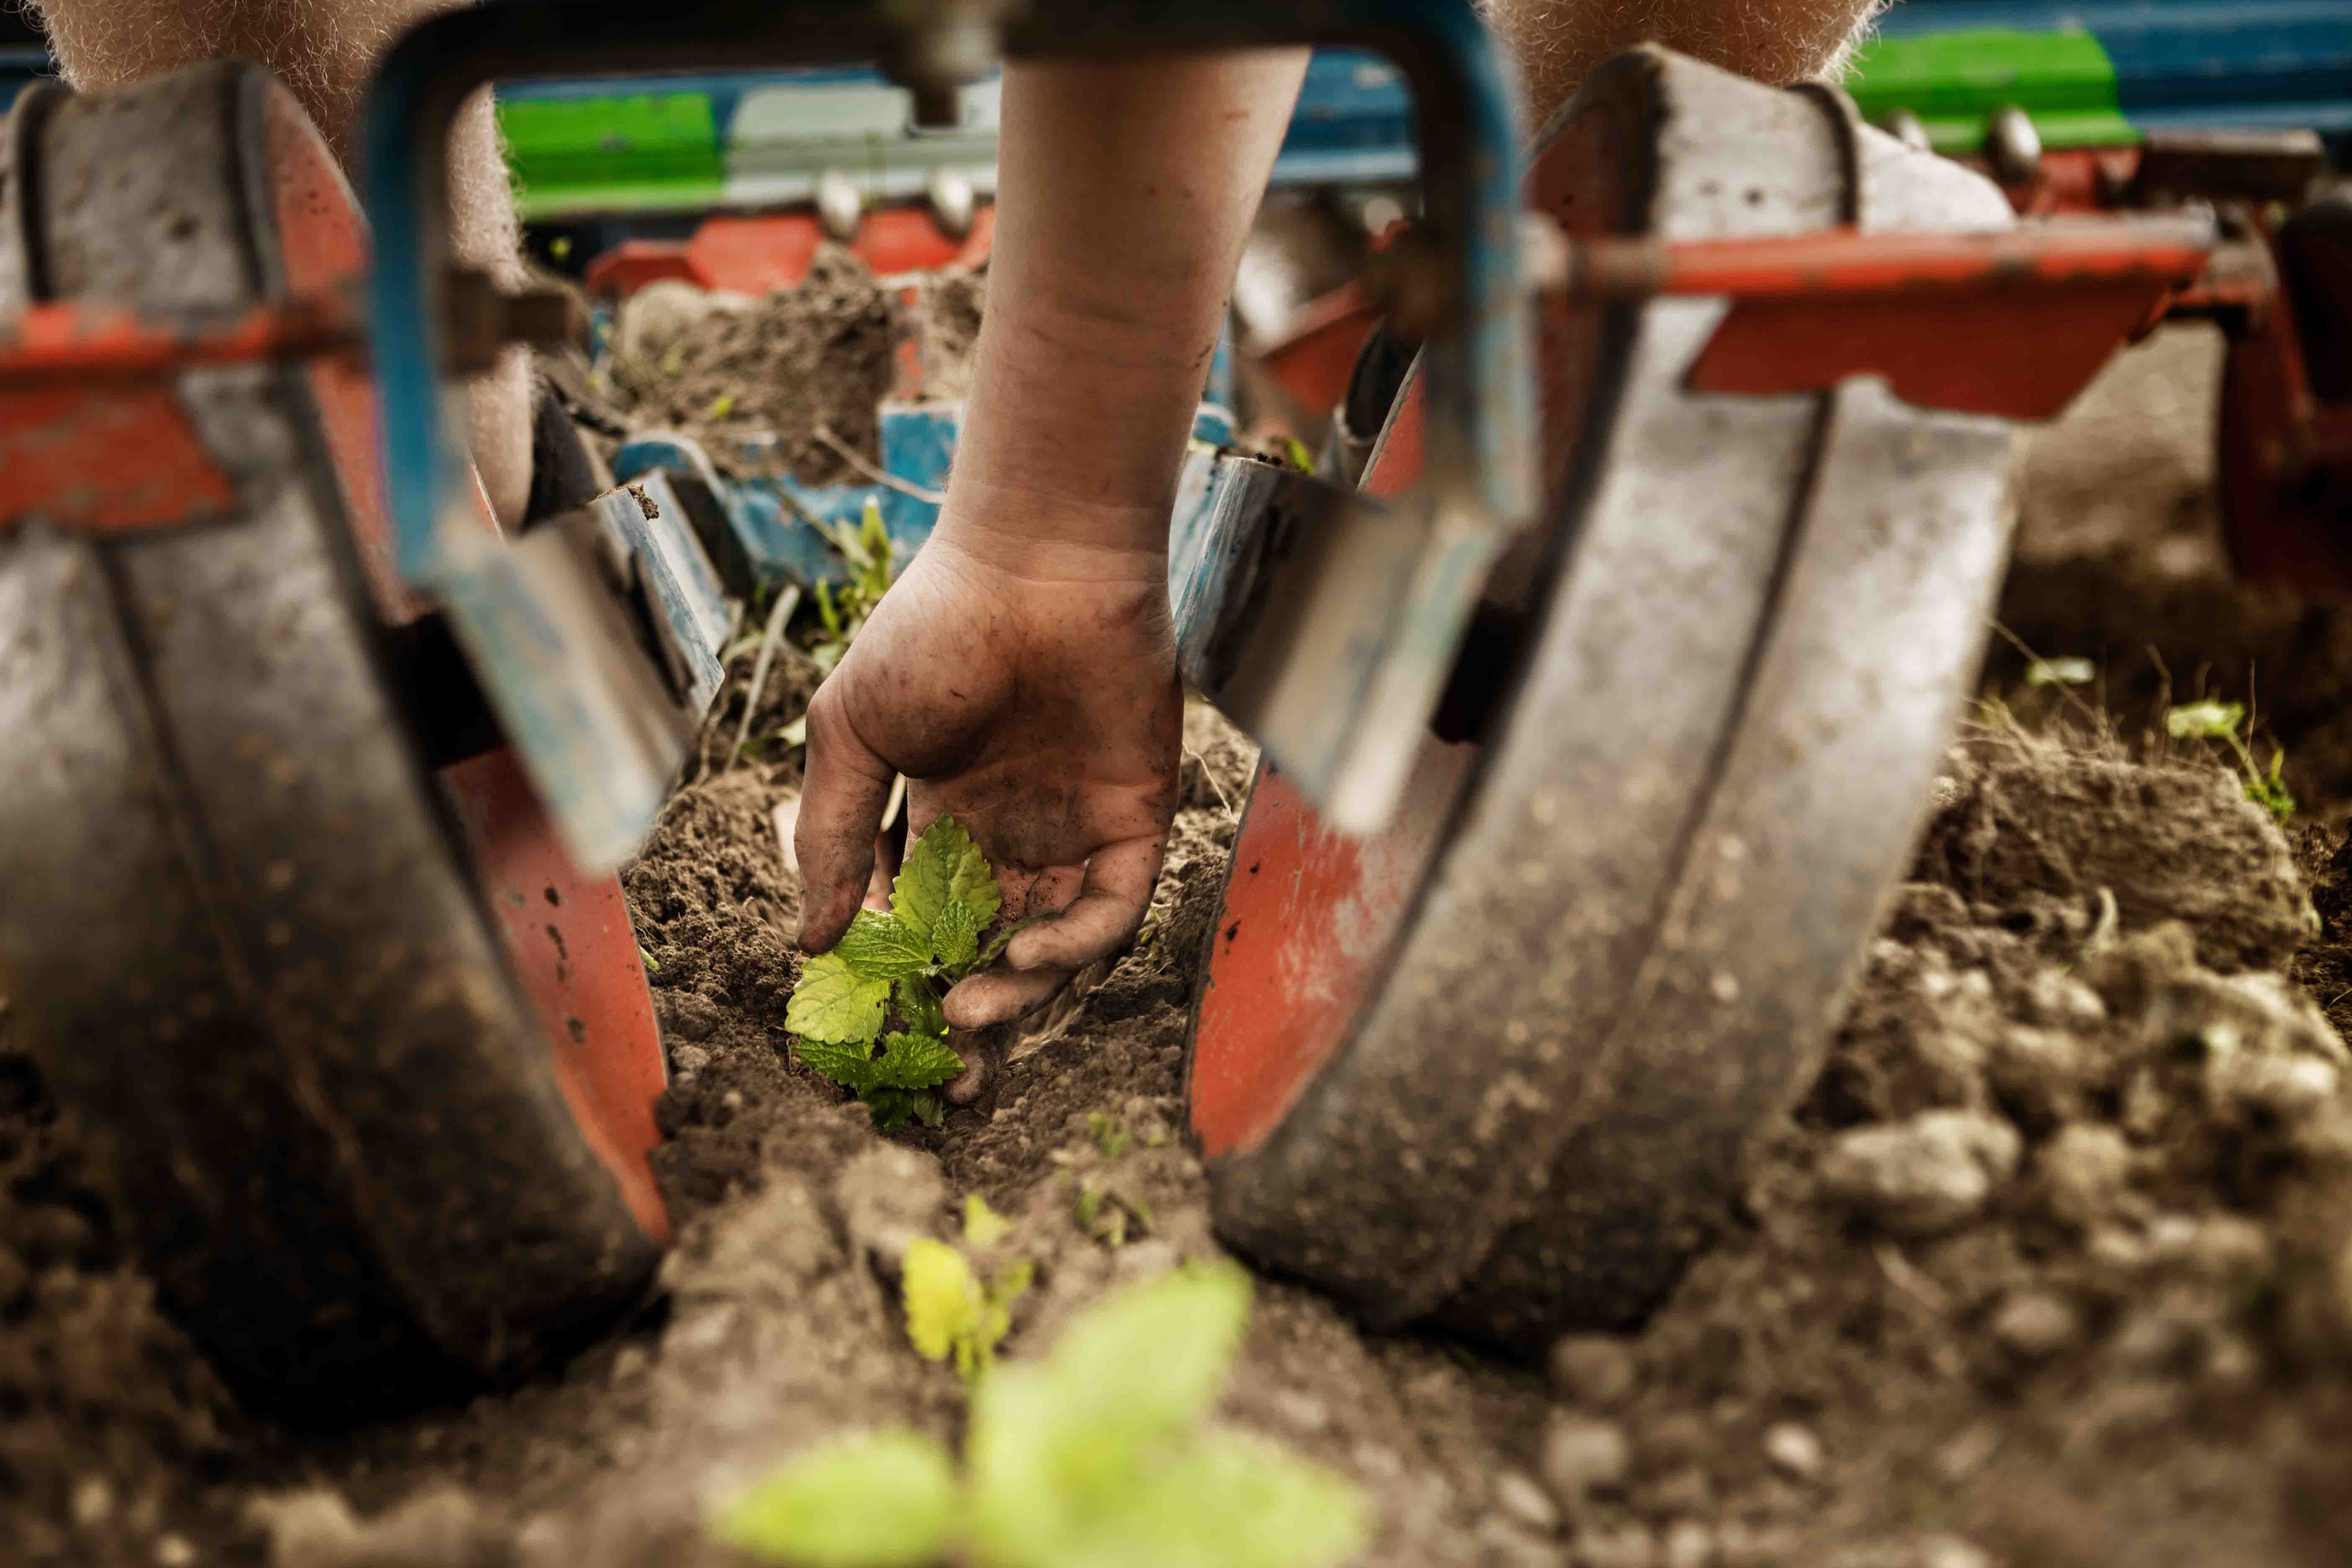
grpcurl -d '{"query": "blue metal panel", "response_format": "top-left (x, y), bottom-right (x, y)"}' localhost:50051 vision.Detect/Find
top-left (612, 401), bottom-right (957, 589)
top-left (1876, 0), bottom-right (2352, 137)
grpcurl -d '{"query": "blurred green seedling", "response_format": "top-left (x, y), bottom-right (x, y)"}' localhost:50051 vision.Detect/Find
top-left (713, 1264), bottom-right (1369, 1568)
top-left (2167, 699), bottom-right (2295, 825)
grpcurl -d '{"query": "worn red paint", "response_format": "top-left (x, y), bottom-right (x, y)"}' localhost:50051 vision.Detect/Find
top-left (0, 382), bottom-right (238, 529)
top-left (272, 82), bottom-right (674, 1242)
top-left (584, 204), bottom-right (996, 297)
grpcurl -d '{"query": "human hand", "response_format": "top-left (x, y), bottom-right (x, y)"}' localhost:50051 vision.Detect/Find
top-left (794, 522), bottom-right (1182, 1051)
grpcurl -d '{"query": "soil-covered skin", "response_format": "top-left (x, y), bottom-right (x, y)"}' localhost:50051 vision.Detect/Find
top-left (15, 315), bottom-right (2352, 1567)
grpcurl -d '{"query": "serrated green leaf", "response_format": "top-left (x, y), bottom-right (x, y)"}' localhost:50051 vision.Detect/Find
top-left (835, 910), bottom-right (935, 980)
top-left (865, 1087), bottom-right (920, 1129)
top-left (872, 1031), bottom-right (965, 1092)
top-left (896, 975), bottom-right (947, 1038)
top-left (786, 952), bottom-right (890, 1045)
top-left (797, 1033), bottom-right (880, 1095)
top-left (712, 1429), bottom-right (958, 1568)
top-left (904, 1238), bottom-right (980, 1364)
top-left (932, 899), bottom-right (980, 972)
top-left (892, 815), bottom-right (999, 944)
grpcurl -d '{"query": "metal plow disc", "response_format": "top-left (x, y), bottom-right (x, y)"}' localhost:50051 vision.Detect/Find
top-left (0, 64), bottom-right (668, 1411)
top-left (1187, 48), bottom-right (2021, 1349)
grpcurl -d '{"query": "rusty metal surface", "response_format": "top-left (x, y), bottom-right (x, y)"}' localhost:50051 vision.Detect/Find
top-left (1199, 49), bottom-right (2023, 1345)
top-left (0, 63), bottom-right (661, 1407)
top-left (1439, 98), bottom-right (2019, 1341)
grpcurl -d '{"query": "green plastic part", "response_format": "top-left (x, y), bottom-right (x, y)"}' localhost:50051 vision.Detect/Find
top-left (499, 93), bottom-right (727, 219)
top-left (1843, 28), bottom-right (2139, 154)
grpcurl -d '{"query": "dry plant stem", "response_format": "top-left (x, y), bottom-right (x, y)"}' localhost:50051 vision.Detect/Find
top-left (731, 585), bottom-right (804, 763)
top-left (813, 424), bottom-right (947, 505)
top-left (26, 0), bottom-right (536, 527)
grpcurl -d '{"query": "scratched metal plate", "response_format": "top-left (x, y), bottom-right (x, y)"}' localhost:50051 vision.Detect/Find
top-left (1193, 47), bottom-right (2019, 1346)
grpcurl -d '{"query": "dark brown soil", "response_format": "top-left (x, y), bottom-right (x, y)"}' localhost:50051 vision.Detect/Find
top-left (605, 247), bottom-right (926, 485)
top-left (14, 303), bottom-right (2352, 1568)
top-left (1993, 325), bottom-right (2352, 816)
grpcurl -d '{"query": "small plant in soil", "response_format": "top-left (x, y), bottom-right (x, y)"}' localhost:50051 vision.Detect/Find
top-left (903, 1197), bottom-right (1030, 1382)
top-left (810, 497), bottom-right (897, 673)
top-left (2166, 698), bottom-right (2296, 825)
top-left (713, 1264), bottom-right (1369, 1568)
top-left (785, 814), bottom-right (1032, 1128)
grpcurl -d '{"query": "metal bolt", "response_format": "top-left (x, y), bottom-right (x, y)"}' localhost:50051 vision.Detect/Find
top-left (815, 170), bottom-right (864, 244)
top-left (1881, 108), bottom-right (1933, 153)
top-left (1985, 105), bottom-right (2043, 185)
top-left (441, 266), bottom-right (586, 373)
top-left (927, 166), bottom-right (977, 240)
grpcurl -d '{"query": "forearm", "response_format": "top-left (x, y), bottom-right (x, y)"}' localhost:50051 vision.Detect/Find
top-left (939, 50), bottom-right (1308, 572)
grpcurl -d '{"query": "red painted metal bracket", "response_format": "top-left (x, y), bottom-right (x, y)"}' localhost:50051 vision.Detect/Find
top-left (1529, 219), bottom-right (2219, 420)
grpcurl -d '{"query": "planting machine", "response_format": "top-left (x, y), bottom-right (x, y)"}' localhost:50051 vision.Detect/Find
top-left (0, 0), bottom-right (2345, 1407)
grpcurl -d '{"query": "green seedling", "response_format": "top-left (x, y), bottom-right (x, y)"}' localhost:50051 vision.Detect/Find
top-left (1087, 1111), bottom-right (1130, 1160)
top-left (904, 1235), bottom-right (1033, 1382)
top-left (713, 1265), bottom-right (1369, 1568)
top-left (962, 1194), bottom-right (1013, 1249)
top-left (1075, 1179), bottom-right (1153, 1249)
top-left (807, 498), bottom-right (899, 674)
top-left (2166, 699), bottom-right (2296, 825)
top-left (2024, 656), bottom-right (2094, 688)
top-left (785, 815), bottom-right (1037, 1128)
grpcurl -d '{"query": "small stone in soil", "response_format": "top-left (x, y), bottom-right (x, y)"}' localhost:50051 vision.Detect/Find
top-left (1643, 1467), bottom-right (1713, 1518)
top-left (1542, 1415), bottom-right (1632, 1505)
top-left (1577, 1522), bottom-right (1659, 1568)
top-left (1991, 1289), bottom-right (2082, 1360)
top-left (1549, 1333), bottom-right (1640, 1407)
top-left (1661, 1520), bottom-right (1714, 1568)
top-left (1268, 1389), bottom-right (1331, 1434)
top-left (1761, 1421), bottom-right (1824, 1480)
top-left (652, 988), bottom-right (722, 1043)
top-left (70, 1477), bottom-right (111, 1527)
top-left (1918, 1535), bottom-right (1994, 1568)
top-left (1496, 1469), bottom-right (1560, 1535)
top-left (1816, 1109), bottom-right (2021, 1236)
top-left (2036, 1124), bottom-right (2133, 1229)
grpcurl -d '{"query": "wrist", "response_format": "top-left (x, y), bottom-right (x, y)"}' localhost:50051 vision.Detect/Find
top-left (930, 474), bottom-right (1172, 585)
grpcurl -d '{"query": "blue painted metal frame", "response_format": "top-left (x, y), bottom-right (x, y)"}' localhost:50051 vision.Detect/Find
top-left (357, 0), bottom-right (1531, 854)
top-left (363, 0), bottom-right (1529, 589)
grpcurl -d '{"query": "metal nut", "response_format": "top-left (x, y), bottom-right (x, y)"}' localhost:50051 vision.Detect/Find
top-left (1986, 104), bottom-right (2043, 185)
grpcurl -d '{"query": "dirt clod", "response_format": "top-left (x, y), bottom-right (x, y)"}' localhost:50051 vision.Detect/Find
top-left (1817, 1108), bottom-right (2022, 1236)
